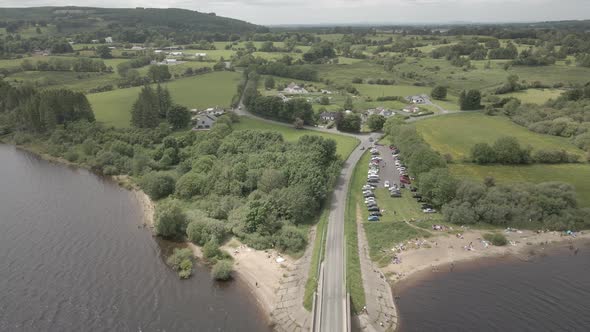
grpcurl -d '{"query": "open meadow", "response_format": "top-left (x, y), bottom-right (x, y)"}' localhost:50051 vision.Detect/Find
top-left (415, 112), bottom-right (585, 160)
top-left (450, 163), bottom-right (590, 207)
top-left (89, 71), bottom-right (240, 128)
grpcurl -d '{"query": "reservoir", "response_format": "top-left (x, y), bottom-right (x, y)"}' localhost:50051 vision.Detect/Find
top-left (395, 243), bottom-right (590, 332)
top-left (0, 145), bottom-right (270, 332)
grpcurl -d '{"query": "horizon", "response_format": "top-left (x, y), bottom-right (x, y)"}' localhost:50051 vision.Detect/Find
top-left (0, 1), bottom-right (589, 26)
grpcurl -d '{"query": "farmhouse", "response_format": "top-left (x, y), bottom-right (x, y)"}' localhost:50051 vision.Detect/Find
top-left (283, 82), bottom-right (308, 94)
top-left (403, 105), bottom-right (420, 113)
top-left (192, 114), bottom-right (217, 130)
top-left (320, 111), bottom-right (338, 122)
top-left (406, 95), bottom-right (426, 104)
top-left (365, 107), bottom-right (394, 117)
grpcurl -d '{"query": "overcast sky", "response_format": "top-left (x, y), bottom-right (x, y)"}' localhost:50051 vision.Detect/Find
top-left (1, 0), bottom-right (590, 25)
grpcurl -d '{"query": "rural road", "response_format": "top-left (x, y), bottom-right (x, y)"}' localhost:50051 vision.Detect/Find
top-left (234, 101), bottom-right (376, 331)
top-left (319, 133), bottom-right (374, 332)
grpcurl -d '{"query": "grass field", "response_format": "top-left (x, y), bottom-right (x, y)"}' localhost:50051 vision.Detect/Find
top-left (232, 117), bottom-right (359, 159)
top-left (450, 163), bottom-right (590, 207)
top-left (345, 151), bottom-right (368, 312)
top-left (372, 188), bottom-right (442, 222)
top-left (415, 112), bottom-right (585, 160)
top-left (363, 222), bottom-right (430, 267)
top-left (504, 88), bottom-right (564, 104)
top-left (89, 71), bottom-right (240, 128)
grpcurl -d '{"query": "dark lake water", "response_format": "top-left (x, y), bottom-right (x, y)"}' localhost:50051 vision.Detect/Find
top-left (0, 145), bottom-right (270, 332)
top-left (395, 242), bottom-right (590, 332)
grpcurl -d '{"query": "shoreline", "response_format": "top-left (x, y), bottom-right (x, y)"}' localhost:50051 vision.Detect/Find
top-left (383, 227), bottom-right (590, 286)
top-left (7, 142), bottom-right (279, 327)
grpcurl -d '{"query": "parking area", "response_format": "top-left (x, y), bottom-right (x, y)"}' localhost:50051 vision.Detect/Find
top-left (374, 144), bottom-right (401, 189)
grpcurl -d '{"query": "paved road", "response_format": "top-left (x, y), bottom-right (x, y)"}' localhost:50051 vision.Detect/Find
top-left (319, 134), bottom-right (374, 332)
top-left (234, 101), bottom-right (377, 331)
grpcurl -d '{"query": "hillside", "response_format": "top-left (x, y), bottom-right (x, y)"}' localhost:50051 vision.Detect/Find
top-left (0, 6), bottom-right (263, 37)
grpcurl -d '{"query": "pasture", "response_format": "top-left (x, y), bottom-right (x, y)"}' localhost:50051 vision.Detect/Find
top-left (89, 71), bottom-right (240, 128)
top-left (415, 112), bottom-right (585, 160)
top-left (232, 116), bottom-right (359, 159)
top-left (450, 163), bottom-right (590, 207)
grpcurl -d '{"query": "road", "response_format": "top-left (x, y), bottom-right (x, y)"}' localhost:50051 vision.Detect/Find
top-left (234, 101), bottom-right (376, 331)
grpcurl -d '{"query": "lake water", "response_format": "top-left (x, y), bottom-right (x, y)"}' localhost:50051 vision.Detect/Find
top-left (0, 145), bottom-right (270, 332)
top-left (395, 243), bottom-right (590, 332)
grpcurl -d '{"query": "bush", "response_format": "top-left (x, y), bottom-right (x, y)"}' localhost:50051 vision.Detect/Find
top-left (274, 225), bottom-right (307, 253)
top-left (140, 172), bottom-right (176, 200)
top-left (186, 218), bottom-right (229, 246)
top-left (211, 260), bottom-right (233, 281)
top-left (167, 248), bottom-right (193, 279)
top-left (431, 85), bottom-right (447, 100)
top-left (155, 200), bottom-right (188, 238)
top-left (483, 233), bottom-right (508, 246)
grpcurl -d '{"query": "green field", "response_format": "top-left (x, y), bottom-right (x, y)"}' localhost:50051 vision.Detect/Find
top-left (233, 117), bottom-right (359, 159)
top-left (450, 163), bottom-right (590, 207)
top-left (415, 112), bottom-right (585, 160)
top-left (89, 71), bottom-right (240, 128)
top-left (372, 188), bottom-right (441, 222)
top-left (504, 88), bottom-right (564, 104)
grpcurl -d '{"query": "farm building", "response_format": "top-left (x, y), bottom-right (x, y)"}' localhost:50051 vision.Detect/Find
top-left (283, 83), bottom-right (308, 94)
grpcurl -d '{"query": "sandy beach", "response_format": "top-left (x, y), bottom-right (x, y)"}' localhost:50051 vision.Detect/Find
top-left (382, 225), bottom-right (590, 284)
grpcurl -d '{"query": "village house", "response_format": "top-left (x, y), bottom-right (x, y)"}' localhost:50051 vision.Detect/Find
top-left (406, 95), bottom-right (426, 104)
top-left (365, 107), bottom-right (394, 118)
top-left (191, 108), bottom-right (226, 130)
top-left (403, 105), bottom-right (420, 113)
top-left (320, 111), bottom-right (338, 122)
top-left (283, 82), bottom-right (309, 95)
top-left (104, 37), bottom-right (113, 43)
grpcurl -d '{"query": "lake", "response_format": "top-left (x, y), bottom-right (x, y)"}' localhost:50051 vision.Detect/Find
top-left (0, 145), bottom-right (270, 332)
top-left (395, 242), bottom-right (590, 332)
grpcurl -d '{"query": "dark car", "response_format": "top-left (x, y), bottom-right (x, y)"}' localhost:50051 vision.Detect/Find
top-left (364, 193), bottom-right (375, 198)
top-left (368, 206), bottom-right (380, 212)
top-left (421, 204), bottom-right (433, 209)
top-left (370, 211), bottom-right (382, 217)
top-left (412, 193), bottom-right (422, 199)
top-left (390, 192), bottom-right (401, 197)
top-left (410, 187), bottom-right (418, 192)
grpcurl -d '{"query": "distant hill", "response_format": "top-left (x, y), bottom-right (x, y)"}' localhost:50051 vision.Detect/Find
top-left (0, 7), bottom-right (264, 38)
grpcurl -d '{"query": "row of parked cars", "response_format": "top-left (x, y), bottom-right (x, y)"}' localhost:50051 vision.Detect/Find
top-left (365, 147), bottom-right (383, 221)
top-left (390, 146), bottom-right (436, 214)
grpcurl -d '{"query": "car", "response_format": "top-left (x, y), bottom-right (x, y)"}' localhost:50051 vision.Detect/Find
top-left (363, 185), bottom-right (375, 190)
top-left (400, 177), bottom-right (411, 185)
top-left (364, 193), bottom-right (375, 198)
top-left (367, 216), bottom-right (380, 222)
top-left (384, 181), bottom-right (390, 188)
top-left (366, 203), bottom-right (378, 208)
top-left (410, 187), bottom-right (418, 192)
top-left (421, 204), bottom-right (433, 209)
top-left (364, 198), bottom-right (376, 203)
top-left (369, 137), bottom-right (374, 142)
top-left (423, 208), bottom-right (437, 214)
top-left (412, 193), bottom-right (422, 199)
top-left (367, 206), bottom-right (380, 212)
top-left (368, 178), bottom-right (379, 183)
top-left (390, 191), bottom-right (401, 197)
top-left (369, 211), bottom-right (383, 217)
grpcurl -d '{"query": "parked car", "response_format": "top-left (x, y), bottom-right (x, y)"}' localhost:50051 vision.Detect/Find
top-left (364, 193), bottom-right (375, 198)
top-left (363, 185), bottom-right (375, 190)
top-left (410, 187), bottom-right (418, 192)
top-left (390, 191), bottom-right (401, 197)
top-left (367, 206), bottom-right (380, 212)
top-left (364, 198), bottom-right (376, 203)
top-left (421, 204), bottom-right (433, 209)
top-left (384, 181), bottom-right (390, 188)
top-left (367, 216), bottom-right (380, 222)
top-left (369, 211), bottom-right (382, 217)
top-left (400, 177), bottom-right (411, 185)
top-left (368, 178), bottom-right (379, 183)
top-left (412, 193), bottom-right (422, 199)
top-left (423, 208), bottom-right (437, 214)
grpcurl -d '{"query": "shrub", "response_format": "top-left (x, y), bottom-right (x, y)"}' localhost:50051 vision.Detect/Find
top-left (211, 260), bottom-right (233, 281)
top-left (274, 225), bottom-right (307, 253)
top-left (167, 248), bottom-right (193, 279)
top-left (155, 200), bottom-right (188, 238)
top-left (140, 172), bottom-right (176, 199)
top-left (483, 233), bottom-right (508, 246)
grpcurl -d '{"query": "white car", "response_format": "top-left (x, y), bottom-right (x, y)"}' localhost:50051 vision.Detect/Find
top-left (384, 181), bottom-right (390, 188)
top-left (365, 198), bottom-right (376, 203)
top-left (422, 208), bottom-right (437, 213)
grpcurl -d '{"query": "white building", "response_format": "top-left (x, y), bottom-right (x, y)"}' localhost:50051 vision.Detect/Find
top-left (104, 37), bottom-right (113, 43)
top-left (195, 53), bottom-right (207, 57)
top-left (283, 82), bottom-right (309, 95)
top-left (403, 105), bottom-right (420, 113)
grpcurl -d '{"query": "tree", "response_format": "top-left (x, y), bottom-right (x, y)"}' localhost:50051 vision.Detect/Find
top-left (264, 76), bottom-right (275, 90)
top-left (148, 65), bottom-right (171, 83)
top-left (343, 96), bottom-right (353, 110)
top-left (294, 117), bottom-right (304, 129)
top-left (471, 143), bottom-right (497, 164)
top-left (140, 171), bottom-right (176, 199)
top-left (167, 105), bottom-right (191, 130)
top-left (366, 114), bottom-right (386, 131)
top-left (155, 200), bottom-right (187, 238)
top-left (336, 113), bottom-right (361, 133)
top-left (96, 45), bottom-right (112, 59)
top-left (211, 260), bottom-right (233, 280)
top-left (493, 136), bottom-right (530, 164)
top-left (156, 84), bottom-right (173, 118)
top-left (418, 168), bottom-right (459, 207)
top-left (131, 85), bottom-right (160, 128)
top-left (431, 86), bottom-right (447, 100)
top-left (459, 89), bottom-right (482, 110)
